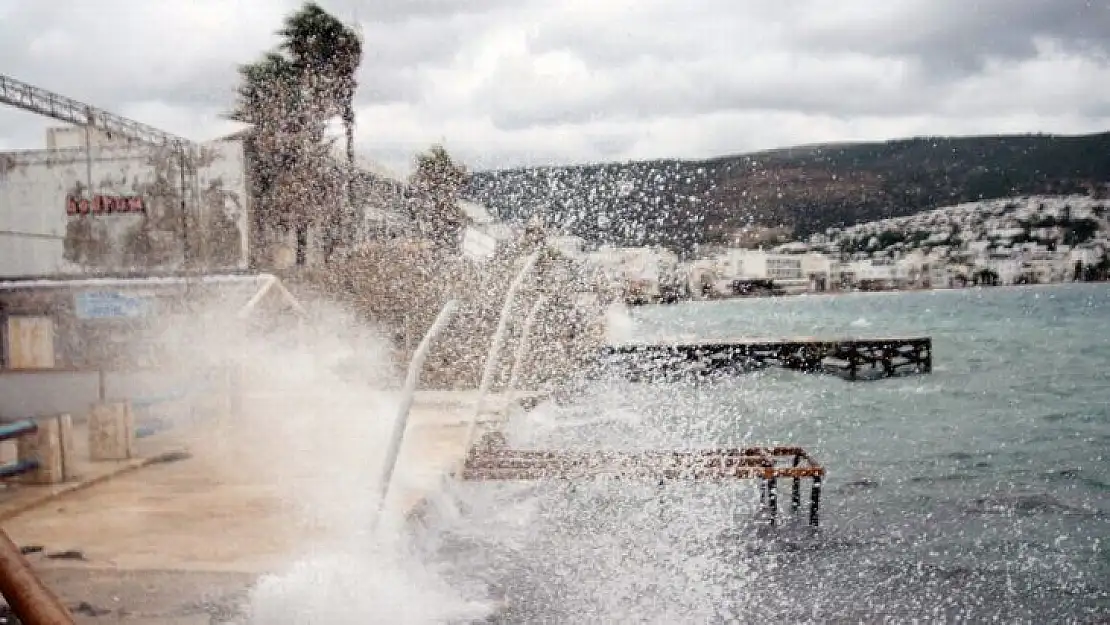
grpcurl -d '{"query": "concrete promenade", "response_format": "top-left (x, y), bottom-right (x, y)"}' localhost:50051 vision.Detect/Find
top-left (0, 390), bottom-right (530, 623)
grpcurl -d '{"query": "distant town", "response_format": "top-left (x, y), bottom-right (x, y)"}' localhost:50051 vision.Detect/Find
top-left (542, 194), bottom-right (1110, 304)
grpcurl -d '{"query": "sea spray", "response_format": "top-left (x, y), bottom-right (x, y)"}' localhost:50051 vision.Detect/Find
top-left (231, 286), bottom-right (1110, 621)
top-left (246, 547), bottom-right (494, 625)
top-left (151, 295), bottom-right (493, 624)
top-left (604, 302), bottom-right (636, 344)
top-left (405, 379), bottom-right (768, 623)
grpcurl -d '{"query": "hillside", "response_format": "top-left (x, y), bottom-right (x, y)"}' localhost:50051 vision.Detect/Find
top-left (463, 132), bottom-right (1110, 253)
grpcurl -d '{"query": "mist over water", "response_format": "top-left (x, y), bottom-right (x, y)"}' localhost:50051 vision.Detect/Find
top-left (174, 284), bottom-right (1109, 623)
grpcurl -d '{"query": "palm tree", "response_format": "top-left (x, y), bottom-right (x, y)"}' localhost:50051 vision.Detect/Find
top-left (229, 51), bottom-right (335, 266)
top-left (278, 2), bottom-right (362, 254)
top-left (228, 2), bottom-right (361, 266)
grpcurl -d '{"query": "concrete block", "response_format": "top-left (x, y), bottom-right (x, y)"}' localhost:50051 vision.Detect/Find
top-left (88, 402), bottom-right (136, 461)
top-left (58, 413), bottom-right (76, 479)
top-left (17, 414), bottom-right (75, 484)
top-left (0, 440), bottom-right (17, 466)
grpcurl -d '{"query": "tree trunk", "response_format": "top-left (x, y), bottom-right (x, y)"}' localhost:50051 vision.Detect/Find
top-left (344, 109), bottom-right (357, 248)
top-left (296, 223), bottom-right (309, 266)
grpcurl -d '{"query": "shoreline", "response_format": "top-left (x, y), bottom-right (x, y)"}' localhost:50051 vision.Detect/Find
top-left (628, 279), bottom-right (1110, 307)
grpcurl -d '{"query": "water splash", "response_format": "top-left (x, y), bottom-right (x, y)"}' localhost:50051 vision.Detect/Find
top-left (247, 547), bottom-right (494, 625)
top-left (604, 302), bottom-right (636, 344)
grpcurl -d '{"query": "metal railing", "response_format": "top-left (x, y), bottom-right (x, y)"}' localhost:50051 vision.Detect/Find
top-left (0, 73), bottom-right (192, 150)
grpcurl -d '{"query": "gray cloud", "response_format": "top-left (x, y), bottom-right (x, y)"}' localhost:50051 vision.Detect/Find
top-left (792, 0), bottom-right (1110, 75)
top-left (0, 0), bottom-right (1108, 173)
top-left (479, 52), bottom-right (931, 132)
top-left (321, 0), bottom-right (534, 24)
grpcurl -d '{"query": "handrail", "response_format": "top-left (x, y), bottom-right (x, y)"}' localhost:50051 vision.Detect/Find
top-left (460, 251), bottom-right (541, 459)
top-left (374, 300), bottom-right (459, 523)
top-left (0, 522), bottom-right (75, 624)
top-left (502, 295), bottom-right (546, 416)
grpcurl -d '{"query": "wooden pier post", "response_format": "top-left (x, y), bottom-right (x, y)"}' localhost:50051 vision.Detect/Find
top-left (88, 402), bottom-right (136, 461)
top-left (880, 345), bottom-right (895, 377)
top-left (790, 454), bottom-right (802, 514)
top-left (766, 477), bottom-right (778, 526)
top-left (601, 336), bottom-right (932, 381)
top-left (809, 475), bottom-right (823, 527)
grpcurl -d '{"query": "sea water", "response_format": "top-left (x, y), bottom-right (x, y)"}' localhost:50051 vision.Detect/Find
top-left (412, 283), bottom-right (1110, 622)
top-left (252, 283), bottom-right (1109, 623)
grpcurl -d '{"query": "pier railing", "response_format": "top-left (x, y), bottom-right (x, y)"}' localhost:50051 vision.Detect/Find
top-left (600, 336), bottom-right (932, 381)
top-left (460, 435), bottom-right (826, 527)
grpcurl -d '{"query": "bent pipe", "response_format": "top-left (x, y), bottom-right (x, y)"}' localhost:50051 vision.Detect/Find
top-left (461, 250), bottom-right (542, 459)
top-left (503, 295), bottom-right (546, 412)
top-left (0, 526), bottom-right (75, 625)
top-left (375, 299), bottom-right (459, 525)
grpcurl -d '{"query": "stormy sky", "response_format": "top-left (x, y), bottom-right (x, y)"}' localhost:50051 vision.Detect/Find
top-left (0, 0), bottom-right (1107, 174)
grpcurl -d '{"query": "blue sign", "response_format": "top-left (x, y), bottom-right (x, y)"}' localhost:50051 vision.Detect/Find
top-left (74, 291), bottom-right (153, 320)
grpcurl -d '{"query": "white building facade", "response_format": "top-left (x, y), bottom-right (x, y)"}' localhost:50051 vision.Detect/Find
top-left (1, 128), bottom-right (250, 278)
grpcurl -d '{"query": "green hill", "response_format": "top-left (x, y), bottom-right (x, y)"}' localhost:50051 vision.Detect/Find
top-left (463, 132), bottom-right (1110, 253)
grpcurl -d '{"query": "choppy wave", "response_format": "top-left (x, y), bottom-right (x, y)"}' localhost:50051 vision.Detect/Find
top-left (250, 284), bottom-right (1110, 623)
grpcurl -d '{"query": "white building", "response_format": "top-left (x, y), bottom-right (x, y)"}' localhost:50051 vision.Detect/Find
top-left (1068, 246), bottom-right (1103, 275)
top-left (715, 249), bottom-right (804, 282)
top-left (986, 259), bottom-right (1023, 285)
top-left (800, 253), bottom-right (834, 290)
top-left (585, 246), bottom-right (679, 297)
top-left (846, 260), bottom-right (897, 288)
top-left (0, 128), bottom-right (249, 278)
top-left (684, 258), bottom-right (719, 297)
top-left (927, 262), bottom-right (952, 288)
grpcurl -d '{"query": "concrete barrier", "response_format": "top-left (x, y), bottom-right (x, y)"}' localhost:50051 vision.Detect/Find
top-left (88, 402), bottom-right (136, 461)
top-left (0, 368), bottom-right (238, 441)
top-left (0, 372), bottom-right (99, 417)
top-left (0, 415), bottom-right (76, 485)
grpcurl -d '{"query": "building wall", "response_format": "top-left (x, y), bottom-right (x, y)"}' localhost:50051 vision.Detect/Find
top-left (766, 255), bottom-right (802, 280)
top-left (800, 253), bottom-right (832, 278)
top-left (988, 259), bottom-right (1022, 285)
top-left (928, 262), bottom-right (951, 288)
top-left (716, 249), bottom-right (804, 281)
top-left (0, 139), bottom-right (249, 278)
top-left (45, 126), bottom-right (130, 151)
top-left (248, 157), bottom-right (412, 270)
top-left (0, 276), bottom-right (304, 420)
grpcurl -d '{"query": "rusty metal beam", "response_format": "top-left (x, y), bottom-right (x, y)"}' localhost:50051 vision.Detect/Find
top-left (0, 527), bottom-right (75, 625)
top-left (457, 438), bottom-right (827, 526)
top-left (460, 466), bottom-right (826, 481)
top-left (0, 73), bottom-right (192, 149)
top-left (460, 446), bottom-right (825, 482)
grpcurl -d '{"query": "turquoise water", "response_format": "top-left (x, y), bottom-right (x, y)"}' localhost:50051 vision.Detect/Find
top-left (420, 284), bottom-right (1110, 622)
